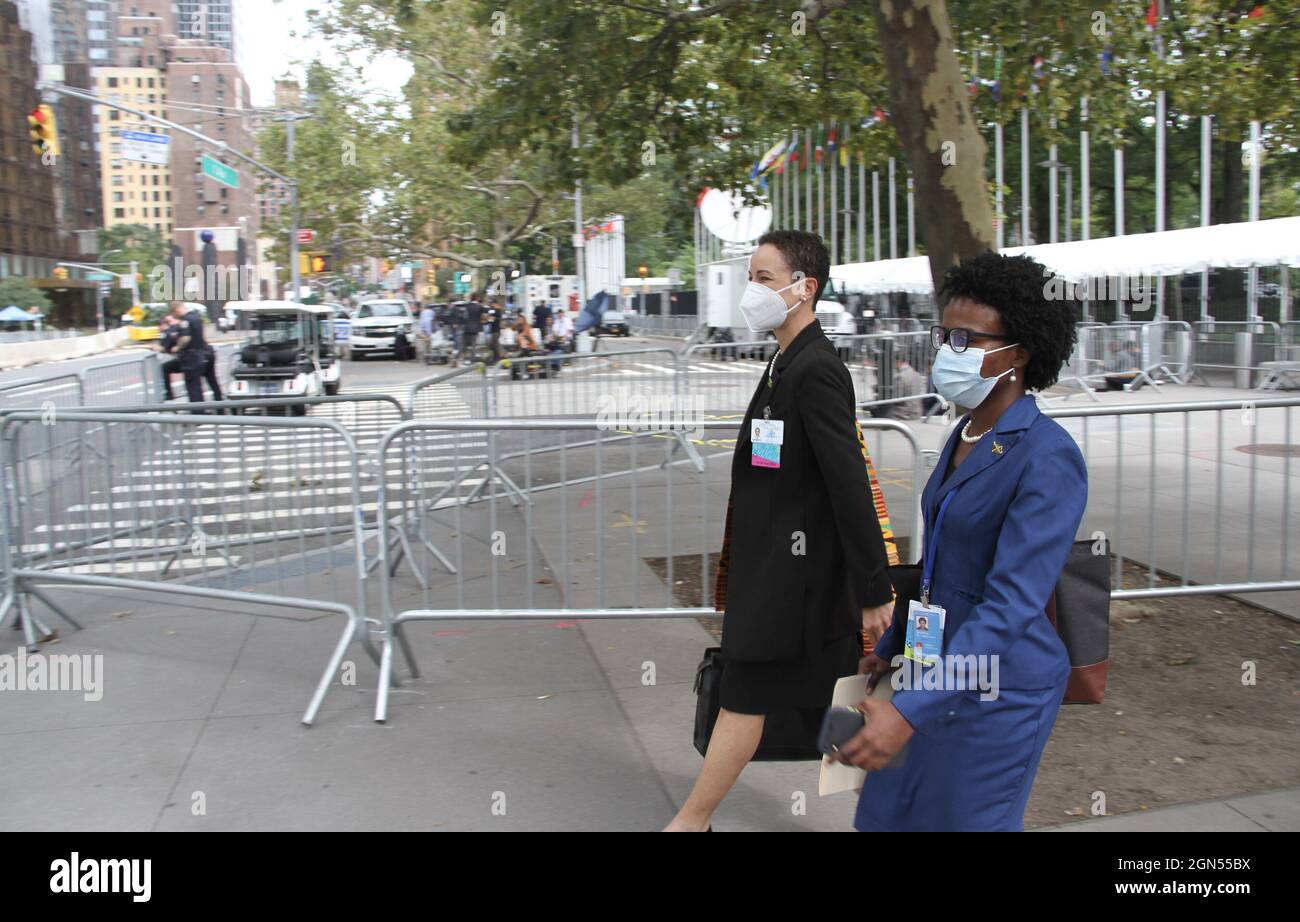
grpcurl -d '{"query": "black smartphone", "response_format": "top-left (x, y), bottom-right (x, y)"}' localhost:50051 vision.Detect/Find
top-left (817, 705), bottom-right (865, 755)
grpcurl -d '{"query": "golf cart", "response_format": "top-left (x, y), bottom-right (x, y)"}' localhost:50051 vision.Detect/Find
top-left (224, 301), bottom-right (341, 414)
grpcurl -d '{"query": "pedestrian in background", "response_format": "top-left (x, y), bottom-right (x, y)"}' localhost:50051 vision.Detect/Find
top-left (887, 353), bottom-right (927, 420)
top-left (152, 314), bottom-right (181, 400)
top-left (551, 305), bottom-right (574, 352)
top-left (168, 302), bottom-right (223, 411)
top-left (533, 299), bottom-right (552, 339)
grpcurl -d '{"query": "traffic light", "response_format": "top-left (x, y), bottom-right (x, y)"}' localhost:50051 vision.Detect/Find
top-left (311, 255), bottom-right (327, 274)
top-left (52, 266), bottom-right (69, 279)
top-left (27, 104), bottom-right (60, 158)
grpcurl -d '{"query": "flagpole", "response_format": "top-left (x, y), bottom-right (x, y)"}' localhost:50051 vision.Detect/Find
top-left (805, 128), bottom-right (813, 234)
top-left (1114, 133), bottom-right (1125, 322)
top-left (1021, 107), bottom-right (1031, 245)
top-left (907, 176), bottom-right (915, 257)
top-left (858, 153), bottom-right (866, 263)
top-left (995, 121), bottom-right (1005, 249)
top-left (842, 121), bottom-right (851, 264)
top-left (1200, 114), bottom-right (1211, 324)
top-left (817, 122), bottom-right (826, 241)
top-left (872, 169), bottom-right (881, 262)
top-left (888, 156), bottom-right (897, 260)
top-left (1249, 119), bottom-right (1261, 322)
top-left (790, 131), bottom-right (799, 231)
top-left (830, 123), bottom-right (839, 260)
top-left (1081, 97), bottom-right (1091, 322)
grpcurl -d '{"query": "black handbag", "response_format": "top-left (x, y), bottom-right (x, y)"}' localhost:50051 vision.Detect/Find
top-left (885, 539), bottom-right (1110, 704)
top-left (692, 647), bottom-right (826, 761)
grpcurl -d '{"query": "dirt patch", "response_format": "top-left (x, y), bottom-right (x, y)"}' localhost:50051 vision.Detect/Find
top-left (645, 554), bottom-right (1300, 827)
top-left (1030, 561), bottom-right (1300, 828)
top-left (643, 552), bottom-right (723, 640)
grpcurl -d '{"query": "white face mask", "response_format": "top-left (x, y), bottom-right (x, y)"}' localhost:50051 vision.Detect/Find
top-left (931, 341), bottom-right (1020, 408)
top-left (738, 278), bottom-right (808, 332)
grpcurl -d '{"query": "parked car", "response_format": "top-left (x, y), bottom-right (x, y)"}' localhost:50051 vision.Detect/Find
top-left (598, 310), bottom-right (630, 336)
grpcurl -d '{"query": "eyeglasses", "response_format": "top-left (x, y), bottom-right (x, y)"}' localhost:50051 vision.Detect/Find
top-left (930, 325), bottom-right (1015, 354)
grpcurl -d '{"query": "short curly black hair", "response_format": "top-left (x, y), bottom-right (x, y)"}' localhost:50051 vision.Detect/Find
top-left (938, 251), bottom-right (1077, 392)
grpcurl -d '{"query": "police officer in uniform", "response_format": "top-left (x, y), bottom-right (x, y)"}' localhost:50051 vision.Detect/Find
top-left (168, 302), bottom-right (223, 410)
top-left (152, 314), bottom-right (183, 400)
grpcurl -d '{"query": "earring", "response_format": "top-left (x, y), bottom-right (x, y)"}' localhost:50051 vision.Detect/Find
top-left (1011, 371), bottom-right (1017, 382)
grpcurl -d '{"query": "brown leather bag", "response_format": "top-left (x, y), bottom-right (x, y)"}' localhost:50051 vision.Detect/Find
top-left (887, 539), bottom-right (1111, 705)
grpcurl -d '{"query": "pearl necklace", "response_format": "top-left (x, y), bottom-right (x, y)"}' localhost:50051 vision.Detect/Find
top-left (960, 419), bottom-right (993, 443)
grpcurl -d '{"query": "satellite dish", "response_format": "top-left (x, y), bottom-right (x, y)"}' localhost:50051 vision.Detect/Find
top-left (698, 187), bottom-right (772, 244)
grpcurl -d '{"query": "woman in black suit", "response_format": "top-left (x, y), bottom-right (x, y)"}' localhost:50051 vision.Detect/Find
top-left (665, 230), bottom-right (894, 832)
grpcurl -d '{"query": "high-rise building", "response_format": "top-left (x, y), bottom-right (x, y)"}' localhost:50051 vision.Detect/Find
top-left (165, 36), bottom-right (257, 272)
top-left (84, 1), bottom-right (260, 282)
top-left (14, 0), bottom-right (103, 256)
top-left (174, 0), bottom-right (245, 75)
top-left (0, 0), bottom-right (95, 322)
top-left (113, 0), bottom-right (171, 68)
top-left (85, 0), bottom-right (116, 64)
top-left (254, 75), bottom-right (300, 226)
top-left (94, 65), bottom-right (171, 236)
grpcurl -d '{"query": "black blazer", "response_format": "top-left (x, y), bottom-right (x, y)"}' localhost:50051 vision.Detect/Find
top-left (720, 320), bottom-right (894, 663)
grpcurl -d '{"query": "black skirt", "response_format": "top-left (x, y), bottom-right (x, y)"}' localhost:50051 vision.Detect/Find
top-left (719, 632), bottom-right (862, 715)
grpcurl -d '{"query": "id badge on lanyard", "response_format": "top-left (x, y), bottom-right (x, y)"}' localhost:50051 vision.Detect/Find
top-left (904, 488), bottom-right (957, 665)
top-left (751, 351), bottom-right (783, 469)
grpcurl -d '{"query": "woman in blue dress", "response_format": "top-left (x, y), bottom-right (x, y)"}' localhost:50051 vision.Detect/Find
top-left (827, 251), bottom-right (1088, 832)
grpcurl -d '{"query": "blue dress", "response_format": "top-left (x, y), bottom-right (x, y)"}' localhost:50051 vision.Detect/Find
top-left (854, 395), bottom-right (1087, 831)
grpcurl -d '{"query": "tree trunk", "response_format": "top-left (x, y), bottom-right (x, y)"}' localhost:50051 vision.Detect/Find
top-left (871, 0), bottom-right (994, 293)
top-left (1215, 136), bottom-right (1243, 226)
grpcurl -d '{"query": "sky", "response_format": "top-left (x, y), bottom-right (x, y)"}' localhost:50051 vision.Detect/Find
top-left (241, 0), bottom-right (412, 108)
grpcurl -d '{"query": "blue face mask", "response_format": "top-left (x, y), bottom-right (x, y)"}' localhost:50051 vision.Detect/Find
top-left (931, 341), bottom-right (1020, 408)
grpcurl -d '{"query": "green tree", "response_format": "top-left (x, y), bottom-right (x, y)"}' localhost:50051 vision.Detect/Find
top-left (0, 277), bottom-right (52, 313)
top-left (96, 224), bottom-right (169, 313)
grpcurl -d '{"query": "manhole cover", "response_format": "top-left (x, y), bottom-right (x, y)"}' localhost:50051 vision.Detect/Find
top-left (1236, 444), bottom-right (1300, 457)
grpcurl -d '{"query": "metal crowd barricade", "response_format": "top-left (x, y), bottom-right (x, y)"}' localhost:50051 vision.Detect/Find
top-left (1192, 320), bottom-right (1285, 385)
top-left (680, 339), bottom-right (777, 415)
top-left (0, 373), bottom-right (85, 417)
top-left (1069, 321), bottom-right (1160, 392)
top-left (0, 410), bottom-right (377, 725)
top-left (79, 353), bottom-right (160, 406)
top-left (1140, 320), bottom-right (1195, 385)
top-left (681, 332), bottom-right (930, 415)
top-left (1043, 396), bottom-right (1300, 606)
top-left (489, 346), bottom-right (683, 417)
top-left (627, 314), bottom-right (702, 336)
top-left (409, 362), bottom-right (490, 420)
top-left (369, 416), bottom-right (925, 722)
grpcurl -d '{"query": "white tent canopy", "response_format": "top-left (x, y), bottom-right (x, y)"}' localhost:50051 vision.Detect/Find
top-left (831, 216), bottom-right (1300, 295)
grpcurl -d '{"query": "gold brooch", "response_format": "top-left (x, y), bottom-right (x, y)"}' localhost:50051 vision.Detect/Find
top-left (992, 441), bottom-right (1004, 454)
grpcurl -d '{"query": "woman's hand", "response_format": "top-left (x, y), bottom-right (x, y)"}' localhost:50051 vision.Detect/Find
top-left (861, 602), bottom-right (894, 644)
top-left (826, 698), bottom-right (914, 771)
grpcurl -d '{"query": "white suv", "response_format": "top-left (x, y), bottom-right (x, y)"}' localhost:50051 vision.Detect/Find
top-left (349, 300), bottom-right (412, 358)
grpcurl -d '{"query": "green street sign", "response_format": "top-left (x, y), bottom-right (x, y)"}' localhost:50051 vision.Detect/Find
top-left (201, 154), bottom-right (239, 189)
top-left (86, 272), bottom-right (115, 282)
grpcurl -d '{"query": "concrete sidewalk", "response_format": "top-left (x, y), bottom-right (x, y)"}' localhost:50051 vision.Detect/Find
top-left (4, 573), bottom-right (1296, 831)
top-left (1042, 787), bottom-right (1300, 832)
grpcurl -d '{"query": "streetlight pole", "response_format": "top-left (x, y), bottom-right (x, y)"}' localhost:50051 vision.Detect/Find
top-left (276, 113), bottom-right (312, 301)
top-left (572, 116), bottom-right (586, 306)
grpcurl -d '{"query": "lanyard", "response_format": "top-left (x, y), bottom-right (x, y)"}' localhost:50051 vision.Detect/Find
top-left (761, 348), bottom-right (781, 420)
top-left (921, 488), bottom-right (958, 607)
